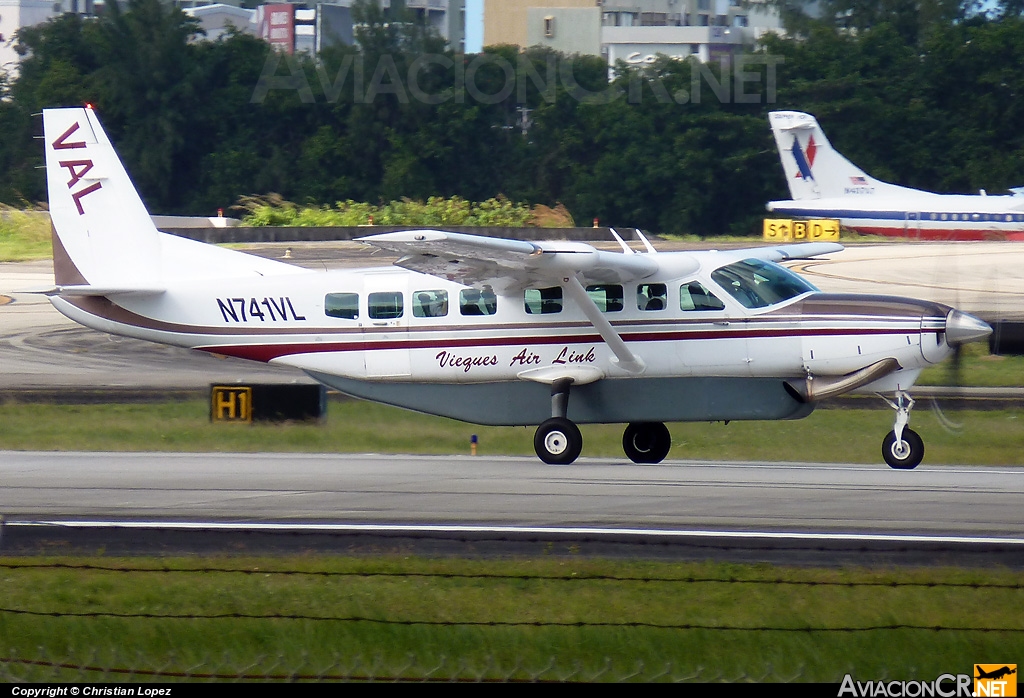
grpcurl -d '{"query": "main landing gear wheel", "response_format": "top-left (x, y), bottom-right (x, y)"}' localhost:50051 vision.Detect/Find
top-left (882, 428), bottom-right (924, 469)
top-left (622, 422), bottom-right (672, 464)
top-left (534, 417), bottom-right (583, 465)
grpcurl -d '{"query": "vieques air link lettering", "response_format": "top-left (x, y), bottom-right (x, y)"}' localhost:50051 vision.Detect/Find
top-left (437, 346), bottom-right (598, 373)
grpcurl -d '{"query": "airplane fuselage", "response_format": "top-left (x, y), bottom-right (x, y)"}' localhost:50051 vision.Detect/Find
top-left (50, 252), bottom-right (951, 425)
top-left (768, 195), bottom-right (1024, 241)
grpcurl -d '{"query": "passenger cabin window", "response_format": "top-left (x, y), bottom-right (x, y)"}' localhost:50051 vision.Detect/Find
top-left (679, 282), bottom-right (725, 311)
top-left (325, 292), bottom-right (359, 319)
top-left (637, 283), bottom-right (667, 311)
top-left (460, 287), bottom-right (497, 316)
top-left (413, 290), bottom-right (448, 318)
top-left (587, 284), bottom-right (624, 312)
top-left (524, 287), bottom-right (563, 314)
top-left (368, 291), bottom-right (403, 319)
top-left (710, 258), bottom-right (817, 309)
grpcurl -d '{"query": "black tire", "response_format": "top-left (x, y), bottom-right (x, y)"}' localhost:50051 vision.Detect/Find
top-left (622, 422), bottom-right (672, 464)
top-left (534, 418), bottom-right (583, 465)
top-left (882, 428), bottom-right (924, 469)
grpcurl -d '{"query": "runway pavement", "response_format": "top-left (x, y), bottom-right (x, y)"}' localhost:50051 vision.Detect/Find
top-left (2, 452), bottom-right (1021, 536)
top-left (2, 452), bottom-right (1021, 563)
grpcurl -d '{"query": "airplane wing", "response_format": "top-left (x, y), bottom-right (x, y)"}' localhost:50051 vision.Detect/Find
top-left (729, 242), bottom-right (844, 262)
top-left (357, 229), bottom-right (664, 293)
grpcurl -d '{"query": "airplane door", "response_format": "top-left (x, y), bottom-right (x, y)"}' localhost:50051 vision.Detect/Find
top-left (904, 211), bottom-right (921, 239)
top-left (361, 272), bottom-right (411, 378)
top-left (674, 282), bottom-right (751, 376)
top-left (676, 317), bottom-right (752, 376)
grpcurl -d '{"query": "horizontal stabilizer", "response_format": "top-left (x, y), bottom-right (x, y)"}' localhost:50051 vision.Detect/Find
top-left (32, 284), bottom-right (166, 297)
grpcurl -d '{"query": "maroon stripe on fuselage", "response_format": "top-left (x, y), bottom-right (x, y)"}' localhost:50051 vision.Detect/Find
top-left (198, 325), bottom-right (932, 363)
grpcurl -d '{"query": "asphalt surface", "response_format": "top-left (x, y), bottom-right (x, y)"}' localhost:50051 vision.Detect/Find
top-left (2, 451), bottom-right (1021, 534)
top-left (1, 452), bottom-right (1021, 564)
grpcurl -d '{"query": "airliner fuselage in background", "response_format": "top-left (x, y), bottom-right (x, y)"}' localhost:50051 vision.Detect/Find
top-left (767, 111), bottom-right (1024, 241)
top-left (40, 107), bottom-right (991, 467)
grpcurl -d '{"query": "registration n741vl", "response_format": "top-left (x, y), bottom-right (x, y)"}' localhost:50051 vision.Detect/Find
top-left (41, 107), bottom-right (991, 466)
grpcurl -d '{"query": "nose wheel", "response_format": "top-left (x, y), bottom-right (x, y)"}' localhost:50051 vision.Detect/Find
top-left (881, 391), bottom-right (924, 469)
top-left (882, 428), bottom-right (924, 469)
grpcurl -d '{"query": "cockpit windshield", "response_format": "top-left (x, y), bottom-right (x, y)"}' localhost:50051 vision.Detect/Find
top-left (710, 258), bottom-right (818, 309)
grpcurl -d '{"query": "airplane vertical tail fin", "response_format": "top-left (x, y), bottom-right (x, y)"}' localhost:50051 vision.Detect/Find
top-left (768, 111), bottom-right (919, 200)
top-left (43, 107), bottom-right (162, 289)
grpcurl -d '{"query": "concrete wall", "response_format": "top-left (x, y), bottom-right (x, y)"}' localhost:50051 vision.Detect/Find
top-left (526, 7), bottom-right (600, 55)
top-left (483, 0), bottom-right (595, 49)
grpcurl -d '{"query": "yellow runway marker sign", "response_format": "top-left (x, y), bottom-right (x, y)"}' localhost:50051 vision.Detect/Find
top-left (764, 218), bottom-right (840, 242)
top-left (211, 386), bottom-right (253, 423)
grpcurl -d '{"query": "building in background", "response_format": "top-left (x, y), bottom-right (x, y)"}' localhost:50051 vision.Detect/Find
top-left (251, 1), bottom-right (463, 54)
top-left (183, 3), bottom-right (257, 40)
top-left (0, 0), bottom-right (97, 76)
top-left (406, 0), bottom-right (464, 51)
top-left (481, 0), bottom-right (781, 67)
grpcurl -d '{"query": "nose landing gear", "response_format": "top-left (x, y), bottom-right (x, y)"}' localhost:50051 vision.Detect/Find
top-left (881, 390), bottom-right (924, 469)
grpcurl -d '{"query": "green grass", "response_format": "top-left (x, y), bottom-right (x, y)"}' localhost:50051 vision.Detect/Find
top-left (0, 398), bottom-right (1022, 464)
top-left (0, 556), bottom-right (1020, 681)
top-left (918, 343), bottom-right (1024, 387)
top-left (0, 210), bottom-right (51, 261)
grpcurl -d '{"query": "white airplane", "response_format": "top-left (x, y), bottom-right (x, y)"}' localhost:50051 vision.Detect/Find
top-left (767, 110), bottom-right (1024, 240)
top-left (41, 106), bottom-right (992, 468)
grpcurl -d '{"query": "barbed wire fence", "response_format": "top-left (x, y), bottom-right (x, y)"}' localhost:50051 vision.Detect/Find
top-left (2, 562), bottom-right (1021, 682)
top-left (0, 652), bottom-right (798, 682)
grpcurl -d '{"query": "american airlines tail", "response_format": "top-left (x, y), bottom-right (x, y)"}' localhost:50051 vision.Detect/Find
top-left (43, 106), bottom-right (302, 295)
top-left (768, 111), bottom-right (923, 201)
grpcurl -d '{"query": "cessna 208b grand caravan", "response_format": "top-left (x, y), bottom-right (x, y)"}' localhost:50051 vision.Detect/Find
top-left (767, 110), bottom-right (1024, 240)
top-left (42, 106), bottom-right (992, 467)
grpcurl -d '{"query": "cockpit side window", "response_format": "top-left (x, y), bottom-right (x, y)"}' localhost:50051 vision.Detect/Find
top-left (710, 258), bottom-right (817, 309)
top-left (679, 282), bottom-right (725, 311)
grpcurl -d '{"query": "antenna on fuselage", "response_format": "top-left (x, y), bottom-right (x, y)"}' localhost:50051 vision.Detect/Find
top-left (608, 228), bottom-right (634, 255)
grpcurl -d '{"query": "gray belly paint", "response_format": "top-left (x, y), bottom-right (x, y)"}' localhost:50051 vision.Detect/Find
top-left (306, 371), bottom-right (815, 426)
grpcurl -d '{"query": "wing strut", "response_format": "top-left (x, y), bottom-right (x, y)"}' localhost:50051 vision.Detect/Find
top-left (562, 274), bottom-right (645, 375)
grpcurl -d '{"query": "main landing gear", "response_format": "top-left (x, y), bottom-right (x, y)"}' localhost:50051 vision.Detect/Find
top-left (532, 379), bottom-right (672, 465)
top-left (622, 422), bottom-right (672, 464)
top-left (881, 390), bottom-right (924, 469)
